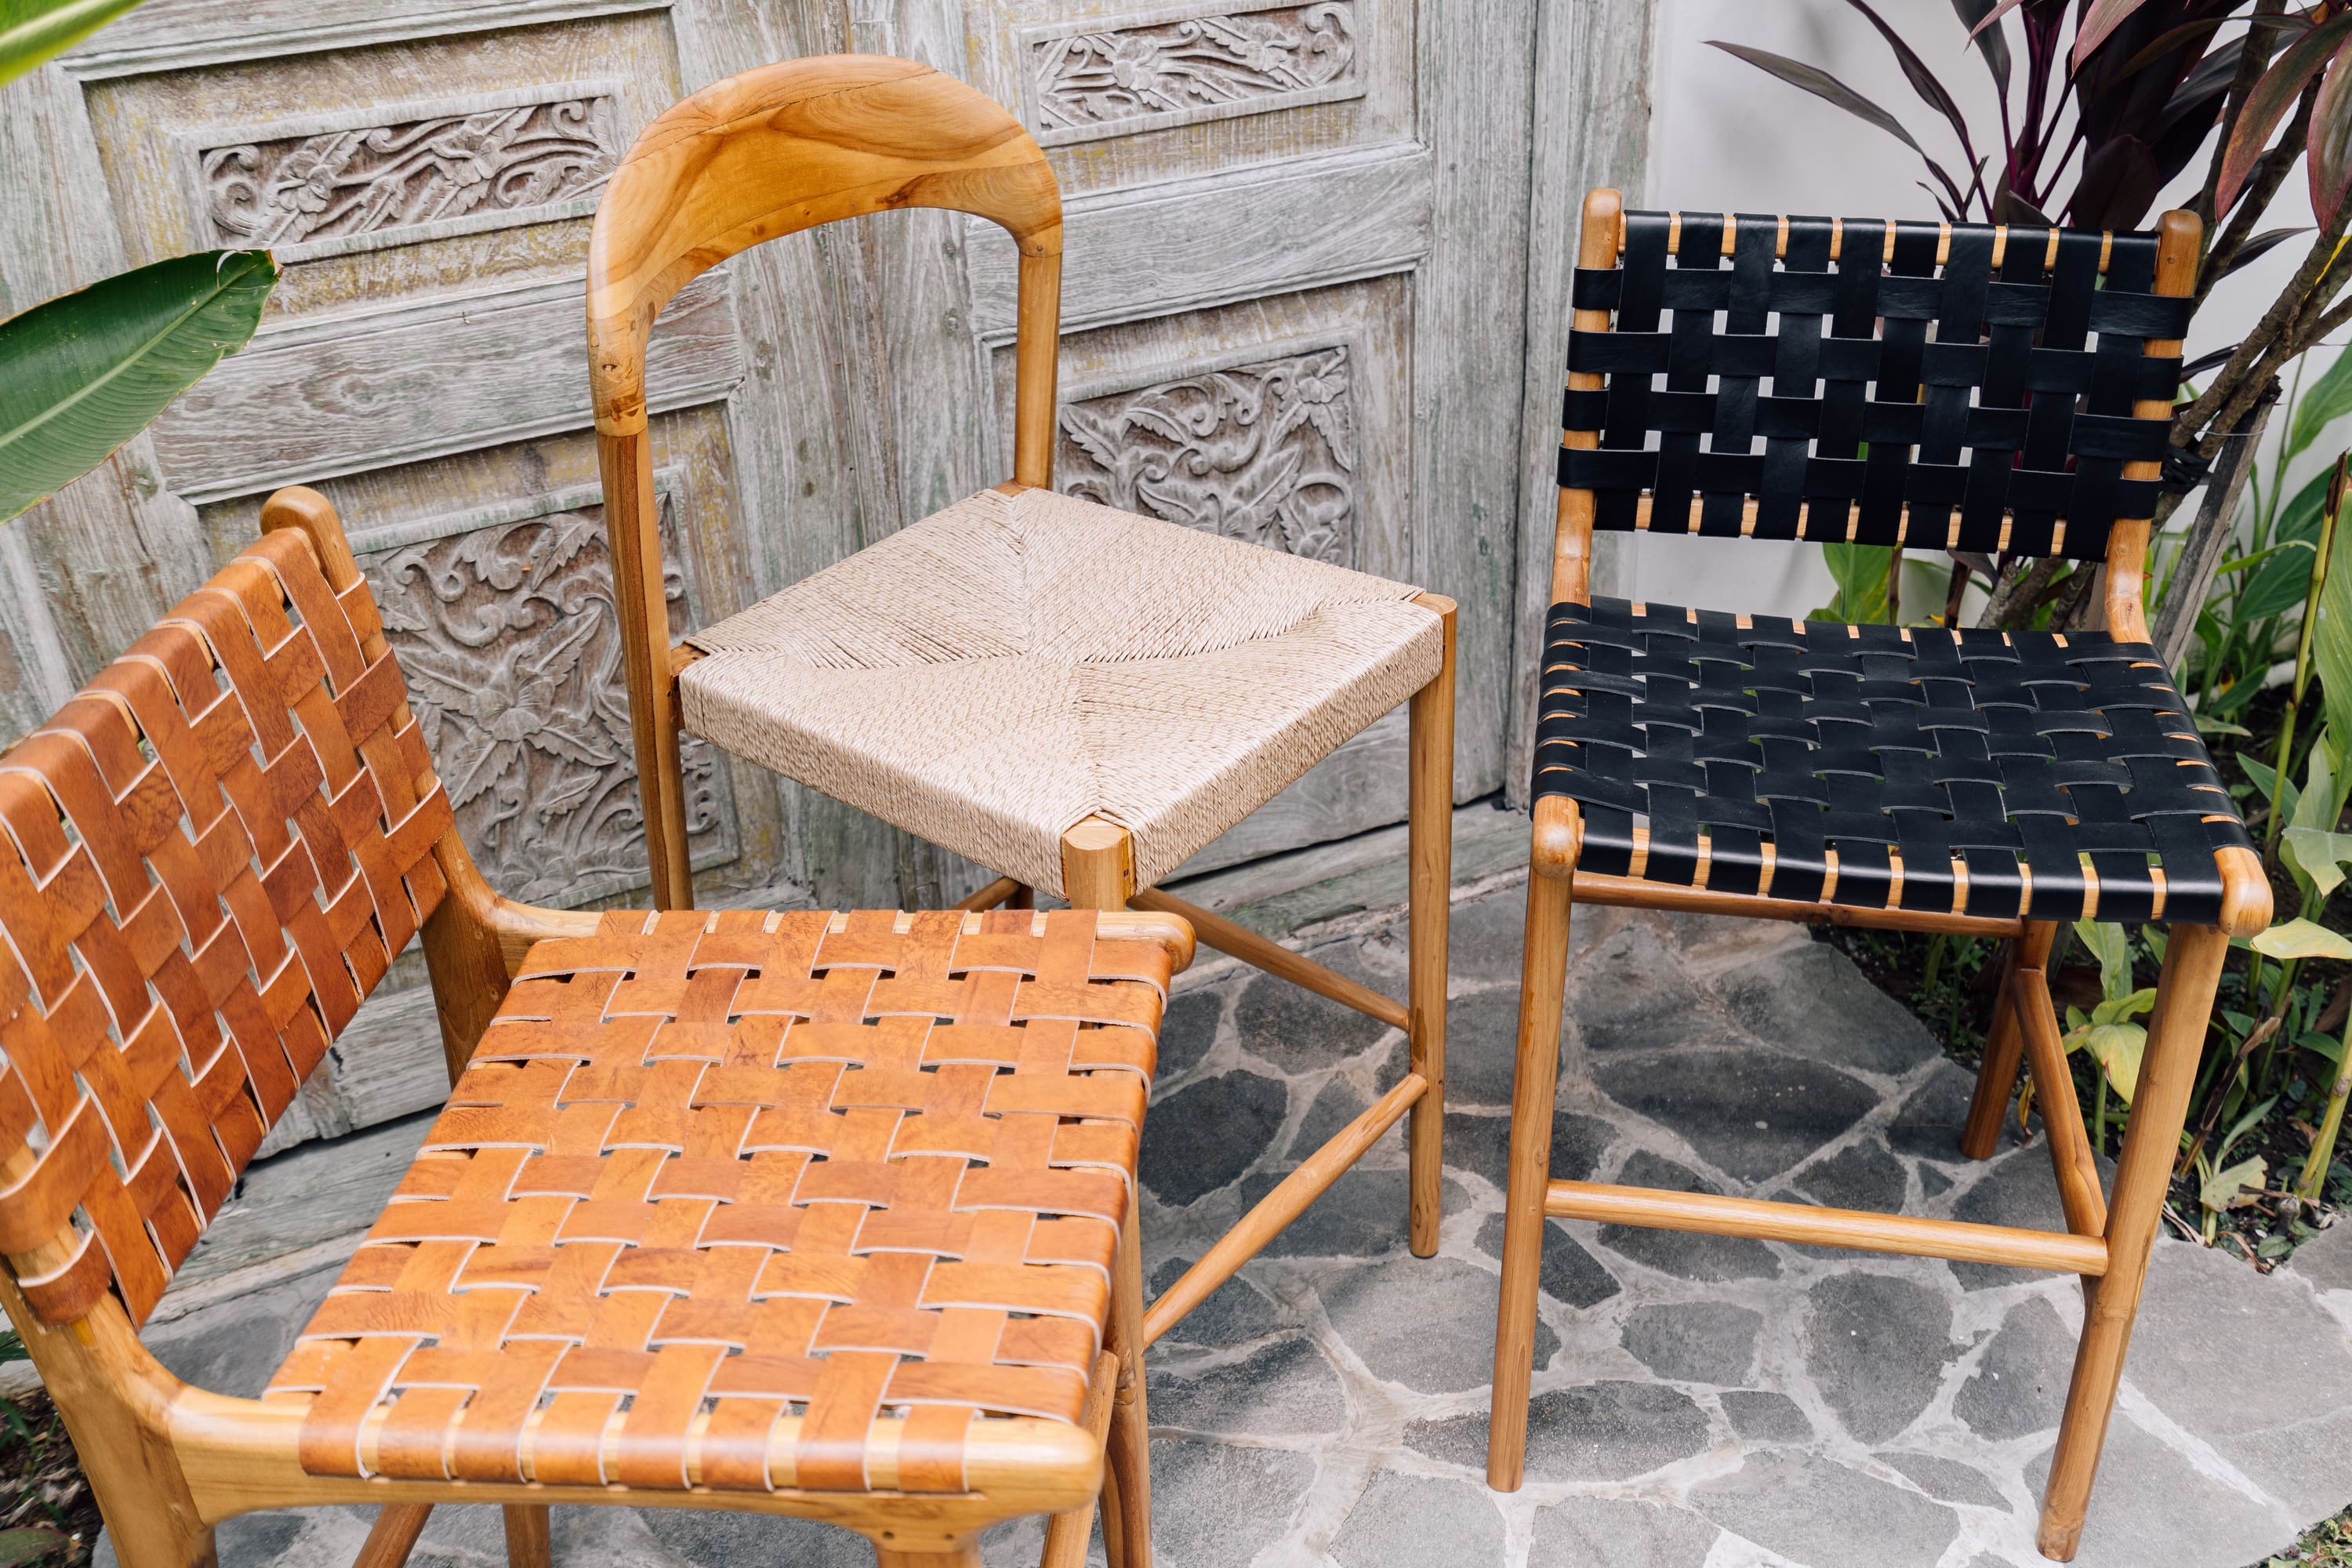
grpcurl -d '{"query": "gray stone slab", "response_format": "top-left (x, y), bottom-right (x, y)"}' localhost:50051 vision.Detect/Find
top-left (1444, 984), bottom-right (1546, 1107)
top-left (1154, 987), bottom-right (1224, 1082)
top-left (1693, 1450), bottom-right (1961, 1568)
top-left (1881, 1451), bottom-right (2010, 1510)
top-left (1593, 1047), bottom-right (1879, 1184)
top-left (1237, 1167), bottom-right (1464, 1261)
top-left (1947, 1147), bottom-right (2111, 1290)
top-left (1597, 1152), bottom-right (1782, 1280)
top-left (1323, 1256), bottom-right (1556, 1394)
top-left (1795, 1140), bottom-right (1909, 1214)
top-left (2287, 1217), bottom-right (2352, 1294)
top-left (1474, 1212), bottom-right (1622, 1309)
top-left (1406, 1380), bottom-right (1711, 1483)
top-left (1619, 1301), bottom-right (1761, 1385)
top-left (1143, 1438), bottom-right (1316, 1568)
top-left (1148, 1260), bottom-right (1287, 1349)
top-left (1443, 1105), bottom-right (1613, 1191)
top-left (2122, 1236), bottom-right (2352, 1519)
top-left (2026, 1412), bottom-right (2299, 1568)
top-left (1139, 1069), bottom-right (1287, 1206)
top-left (1720, 1388), bottom-right (1813, 1442)
top-left (1804, 1271), bottom-right (1958, 1443)
top-left (143, 1261), bottom-right (340, 1398)
top-left (1955, 1294), bottom-right (2074, 1442)
top-left (177, 1111), bottom-right (433, 1287)
top-left (1235, 957), bottom-right (1395, 1073)
top-left (1329, 1470), bottom-right (1505, 1568)
top-left (1712, 940), bottom-right (1941, 1076)
top-left (1572, 925), bottom-right (1713, 1053)
top-left (1294, 1076), bottom-right (1371, 1157)
top-left (1147, 1334), bottom-right (1346, 1436)
top-left (1887, 1060), bottom-right (1985, 1163)
top-left (1526, 1494), bottom-right (1719, 1567)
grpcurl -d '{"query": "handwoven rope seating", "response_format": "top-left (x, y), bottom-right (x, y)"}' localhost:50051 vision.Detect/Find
top-left (1486, 191), bottom-right (2269, 1565)
top-left (0, 489), bottom-right (1195, 1568)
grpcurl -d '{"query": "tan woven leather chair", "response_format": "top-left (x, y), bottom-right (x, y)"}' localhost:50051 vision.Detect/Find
top-left (1486, 192), bottom-right (2271, 1561)
top-left (0, 485), bottom-right (1195, 1568)
top-left (586, 54), bottom-right (1458, 1538)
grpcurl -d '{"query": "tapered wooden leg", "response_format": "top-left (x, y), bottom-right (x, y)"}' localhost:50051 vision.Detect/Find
top-left (500, 1504), bottom-right (550, 1568)
top-left (1962, 920), bottom-right (2058, 1159)
top-left (1407, 595), bottom-right (1457, 1258)
top-left (871, 1541), bottom-right (983, 1566)
top-left (1102, 1207), bottom-right (1153, 1568)
top-left (2035, 923), bottom-right (2227, 1561)
top-left (1486, 858), bottom-right (1577, 1491)
top-left (354, 1505), bottom-right (432, 1568)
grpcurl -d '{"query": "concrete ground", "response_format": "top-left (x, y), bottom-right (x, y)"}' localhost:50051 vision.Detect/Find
top-left (103, 825), bottom-right (2352, 1568)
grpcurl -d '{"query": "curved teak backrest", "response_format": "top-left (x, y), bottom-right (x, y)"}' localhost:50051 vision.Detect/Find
top-left (1552, 190), bottom-right (2198, 635)
top-left (586, 56), bottom-right (1065, 909)
top-left (0, 520), bottom-right (456, 1328)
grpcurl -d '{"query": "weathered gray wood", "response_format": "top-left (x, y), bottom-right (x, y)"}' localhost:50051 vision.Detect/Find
top-left (57, 0), bottom-right (671, 78)
top-left (964, 143), bottom-right (1434, 339)
top-left (152, 269), bottom-right (743, 503)
top-left (1501, 0), bottom-right (1659, 806)
top-left (1168, 708), bottom-right (1408, 881)
top-left (253, 981), bottom-right (447, 1155)
top-left (186, 1110), bottom-right (437, 1289)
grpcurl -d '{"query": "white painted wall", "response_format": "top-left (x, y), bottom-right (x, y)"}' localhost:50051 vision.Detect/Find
top-left (1624, 0), bottom-right (2332, 622)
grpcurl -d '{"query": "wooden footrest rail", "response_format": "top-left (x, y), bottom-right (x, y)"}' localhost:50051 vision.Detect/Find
top-left (1544, 1179), bottom-right (2111, 1276)
top-left (1131, 888), bottom-right (1410, 1032)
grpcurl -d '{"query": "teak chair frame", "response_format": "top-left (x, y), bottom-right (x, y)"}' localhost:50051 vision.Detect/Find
top-left (2, 485), bottom-right (1202, 1568)
top-left (586, 56), bottom-right (1457, 1563)
top-left (1486, 189), bottom-right (2270, 1562)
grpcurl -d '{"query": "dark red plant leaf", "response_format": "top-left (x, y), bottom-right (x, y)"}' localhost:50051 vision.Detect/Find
top-left (2216, 9), bottom-right (2352, 216)
top-left (2179, 343), bottom-right (2241, 381)
top-left (2071, 135), bottom-right (2164, 228)
top-left (1704, 42), bottom-right (1931, 156)
top-left (1835, 0), bottom-right (1976, 156)
top-left (2309, 31), bottom-right (2352, 227)
top-left (1950, 0), bottom-right (2013, 93)
top-left (2157, 36), bottom-right (2245, 136)
top-left (1967, 0), bottom-right (2031, 44)
top-left (2217, 226), bottom-right (2312, 278)
top-left (2074, 0), bottom-right (2156, 67)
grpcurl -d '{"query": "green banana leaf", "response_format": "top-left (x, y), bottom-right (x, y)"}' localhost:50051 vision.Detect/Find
top-left (0, 249), bottom-right (275, 523)
top-left (0, 0), bottom-right (149, 85)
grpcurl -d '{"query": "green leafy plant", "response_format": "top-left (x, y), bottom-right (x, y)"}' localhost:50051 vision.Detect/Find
top-left (0, 1), bottom-right (278, 534)
top-left (2056, 919), bottom-right (2159, 1151)
top-left (0, 251), bottom-right (277, 523)
top-left (1809, 539), bottom-right (1893, 623)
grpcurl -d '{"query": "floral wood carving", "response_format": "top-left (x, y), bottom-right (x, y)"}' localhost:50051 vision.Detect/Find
top-left (1029, 2), bottom-right (1361, 144)
top-left (201, 94), bottom-right (615, 253)
top-left (360, 500), bottom-right (734, 907)
top-left (1058, 344), bottom-right (1357, 565)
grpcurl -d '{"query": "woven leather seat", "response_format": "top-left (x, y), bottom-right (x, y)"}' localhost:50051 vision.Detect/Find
top-left (1533, 598), bottom-right (2252, 926)
top-left (267, 905), bottom-right (1169, 1492)
top-left (678, 485), bottom-right (1444, 895)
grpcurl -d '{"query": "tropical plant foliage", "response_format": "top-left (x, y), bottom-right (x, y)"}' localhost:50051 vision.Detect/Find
top-left (0, 0), bottom-right (148, 86)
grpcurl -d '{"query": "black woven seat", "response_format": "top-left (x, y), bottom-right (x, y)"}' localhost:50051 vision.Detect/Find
top-left (1533, 597), bottom-right (2252, 926)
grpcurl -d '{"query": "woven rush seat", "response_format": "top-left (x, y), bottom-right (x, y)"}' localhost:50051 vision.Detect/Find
top-left (1533, 597), bottom-right (2252, 926)
top-left (677, 485), bottom-right (1445, 895)
top-left (263, 904), bottom-right (1171, 1491)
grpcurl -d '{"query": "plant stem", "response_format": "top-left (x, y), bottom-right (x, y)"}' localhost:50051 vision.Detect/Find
top-left (2299, 1014), bottom-right (2352, 1202)
top-left (2265, 452), bottom-right (2348, 868)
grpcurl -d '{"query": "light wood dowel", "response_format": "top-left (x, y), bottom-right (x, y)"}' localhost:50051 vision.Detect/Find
top-left (2013, 967), bottom-right (2109, 1237)
top-left (1129, 889), bottom-right (1408, 1031)
top-left (1486, 863), bottom-right (1577, 1491)
top-left (1040, 1351), bottom-right (1119, 1568)
top-left (954, 876), bottom-right (1023, 913)
top-left (501, 1504), bottom-right (551, 1568)
top-left (1406, 594), bottom-right (1456, 1258)
top-left (2038, 923), bottom-right (2227, 1560)
top-left (1542, 1181), bottom-right (2110, 1276)
top-left (1568, 869), bottom-right (2029, 938)
top-left (1962, 922), bottom-right (2060, 1159)
top-left (1141, 1072), bottom-right (1428, 1348)
top-left (1101, 1208), bottom-right (1152, 1568)
top-left (1062, 818), bottom-right (1135, 914)
top-left (356, 1504), bottom-right (434, 1568)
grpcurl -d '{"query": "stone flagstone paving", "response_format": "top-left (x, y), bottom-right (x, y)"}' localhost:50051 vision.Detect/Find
top-left (109, 873), bottom-right (2352, 1568)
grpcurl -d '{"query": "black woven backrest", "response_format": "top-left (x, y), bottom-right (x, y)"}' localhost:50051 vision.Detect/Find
top-left (1561, 212), bottom-right (2192, 562)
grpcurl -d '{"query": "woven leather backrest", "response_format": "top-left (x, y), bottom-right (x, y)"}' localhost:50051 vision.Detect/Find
top-left (1563, 212), bottom-right (2191, 561)
top-left (0, 530), bottom-right (453, 1327)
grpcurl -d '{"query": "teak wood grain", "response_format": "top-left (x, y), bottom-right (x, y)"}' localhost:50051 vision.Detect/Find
top-left (1486, 191), bottom-right (2257, 1562)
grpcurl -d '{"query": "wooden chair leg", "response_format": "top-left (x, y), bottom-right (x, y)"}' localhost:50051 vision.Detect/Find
top-left (1101, 1207), bottom-right (1152, 1568)
top-left (1961, 920), bottom-right (2059, 1159)
top-left (2035, 923), bottom-right (2227, 1561)
top-left (1406, 596), bottom-right (1457, 1258)
top-left (500, 1505), bottom-right (550, 1568)
top-left (1486, 858), bottom-right (1577, 1491)
top-left (354, 1505), bottom-right (432, 1568)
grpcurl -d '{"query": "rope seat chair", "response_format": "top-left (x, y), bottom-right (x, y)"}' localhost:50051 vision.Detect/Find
top-left (0, 486), bottom-right (1196, 1568)
top-left (586, 55), bottom-right (1458, 1557)
top-left (1486, 191), bottom-right (2270, 1563)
